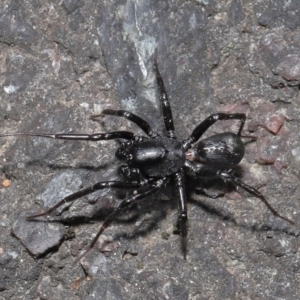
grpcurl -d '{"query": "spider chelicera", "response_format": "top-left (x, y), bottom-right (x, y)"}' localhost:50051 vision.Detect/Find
top-left (1, 60), bottom-right (294, 262)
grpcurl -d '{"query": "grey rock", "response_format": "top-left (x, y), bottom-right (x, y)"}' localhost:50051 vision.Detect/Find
top-left (11, 210), bottom-right (65, 257)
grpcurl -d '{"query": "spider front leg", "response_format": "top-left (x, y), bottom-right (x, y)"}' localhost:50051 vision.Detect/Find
top-left (0, 131), bottom-right (137, 141)
top-left (218, 170), bottom-right (294, 224)
top-left (74, 177), bottom-right (169, 263)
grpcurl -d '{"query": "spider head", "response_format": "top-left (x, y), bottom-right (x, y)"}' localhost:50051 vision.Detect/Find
top-left (115, 147), bottom-right (130, 161)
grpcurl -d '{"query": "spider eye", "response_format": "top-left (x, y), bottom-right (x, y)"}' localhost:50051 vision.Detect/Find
top-left (115, 148), bottom-right (127, 160)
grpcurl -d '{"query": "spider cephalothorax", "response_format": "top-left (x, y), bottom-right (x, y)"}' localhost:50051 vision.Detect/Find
top-left (1, 59), bottom-right (293, 262)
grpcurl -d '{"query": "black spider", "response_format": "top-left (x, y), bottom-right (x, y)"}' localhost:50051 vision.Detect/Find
top-left (1, 60), bottom-right (294, 262)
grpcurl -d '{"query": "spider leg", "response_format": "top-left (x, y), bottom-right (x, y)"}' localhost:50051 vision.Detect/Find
top-left (183, 113), bottom-right (246, 150)
top-left (118, 165), bottom-right (148, 184)
top-left (0, 131), bottom-right (138, 141)
top-left (175, 171), bottom-right (188, 259)
top-left (92, 109), bottom-right (159, 139)
top-left (184, 161), bottom-right (294, 224)
top-left (218, 170), bottom-right (294, 224)
top-left (27, 181), bottom-right (143, 220)
top-left (153, 59), bottom-right (176, 139)
top-left (74, 177), bottom-right (169, 263)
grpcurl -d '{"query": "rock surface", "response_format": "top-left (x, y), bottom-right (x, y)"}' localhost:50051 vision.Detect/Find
top-left (0, 0), bottom-right (300, 299)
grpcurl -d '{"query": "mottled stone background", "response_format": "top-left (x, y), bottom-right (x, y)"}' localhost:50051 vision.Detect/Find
top-left (1, 0), bottom-right (300, 299)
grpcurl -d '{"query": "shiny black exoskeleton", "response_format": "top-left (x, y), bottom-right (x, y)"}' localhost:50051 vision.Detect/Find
top-left (0, 59), bottom-right (294, 262)
top-left (191, 132), bottom-right (245, 169)
top-left (116, 137), bottom-right (186, 177)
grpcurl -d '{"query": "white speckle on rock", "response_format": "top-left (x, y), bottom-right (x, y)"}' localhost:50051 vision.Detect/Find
top-left (4, 85), bottom-right (19, 94)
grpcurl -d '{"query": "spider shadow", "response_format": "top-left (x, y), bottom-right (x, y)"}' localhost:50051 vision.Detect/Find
top-left (27, 163), bottom-right (294, 253)
top-left (187, 167), bottom-right (294, 236)
top-left (27, 160), bottom-right (107, 173)
top-left (29, 190), bottom-right (174, 245)
top-left (24, 160), bottom-right (171, 244)
top-left (189, 194), bottom-right (294, 236)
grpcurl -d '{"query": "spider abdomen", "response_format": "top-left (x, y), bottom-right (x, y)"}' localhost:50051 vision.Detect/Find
top-left (127, 137), bottom-right (185, 177)
top-left (194, 132), bottom-right (245, 168)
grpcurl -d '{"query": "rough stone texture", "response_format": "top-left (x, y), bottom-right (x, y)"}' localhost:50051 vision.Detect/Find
top-left (0, 0), bottom-right (300, 299)
top-left (11, 209), bottom-right (65, 257)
